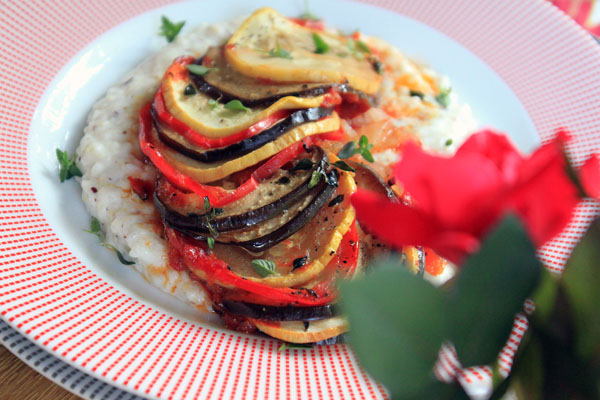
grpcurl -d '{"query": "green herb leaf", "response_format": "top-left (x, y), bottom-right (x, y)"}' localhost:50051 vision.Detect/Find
top-left (409, 90), bottom-right (425, 99)
top-left (562, 218), bottom-right (600, 358)
top-left (312, 33), bottom-right (329, 54)
top-left (252, 259), bottom-right (276, 277)
top-left (332, 160), bottom-right (356, 173)
top-left (268, 41), bottom-right (293, 60)
top-left (435, 88), bottom-right (451, 108)
top-left (224, 99), bottom-right (250, 112)
top-left (84, 217), bottom-right (134, 265)
top-left (308, 170), bottom-right (323, 189)
top-left (290, 158), bottom-right (314, 171)
top-left (159, 16), bottom-right (185, 43)
top-left (292, 256), bottom-right (308, 270)
top-left (328, 194), bottom-right (344, 207)
top-left (84, 217), bottom-right (103, 240)
top-left (346, 39), bottom-right (364, 60)
top-left (357, 135), bottom-right (374, 163)
top-left (203, 196), bottom-right (211, 212)
top-left (355, 40), bottom-right (371, 54)
top-left (56, 148), bottom-right (82, 182)
top-left (187, 64), bottom-right (217, 76)
top-left (104, 243), bottom-right (135, 265)
top-left (208, 95), bottom-right (222, 110)
top-left (337, 141), bottom-right (357, 159)
top-left (207, 237), bottom-right (215, 250)
top-left (339, 259), bottom-right (449, 398)
top-left (278, 342), bottom-right (312, 351)
top-left (298, 0), bottom-right (320, 21)
top-left (206, 220), bottom-right (219, 238)
top-left (183, 84), bottom-right (196, 96)
top-left (448, 214), bottom-right (542, 367)
top-left (445, 138), bottom-right (453, 146)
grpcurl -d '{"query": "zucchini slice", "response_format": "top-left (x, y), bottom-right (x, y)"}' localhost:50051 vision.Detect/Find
top-left (162, 68), bottom-right (327, 138)
top-left (251, 317), bottom-right (348, 344)
top-left (225, 7), bottom-right (382, 95)
top-left (149, 112), bottom-right (340, 183)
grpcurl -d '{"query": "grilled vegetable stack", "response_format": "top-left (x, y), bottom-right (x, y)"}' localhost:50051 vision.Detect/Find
top-left (138, 7), bottom-right (419, 343)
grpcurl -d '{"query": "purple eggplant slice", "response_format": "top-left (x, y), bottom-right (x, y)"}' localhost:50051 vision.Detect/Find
top-left (154, 147), bottom-right (328, 234)
top-left (152, 106), bottom-right (333, 163)
top-left (218, 300), bottom-right (335, 321)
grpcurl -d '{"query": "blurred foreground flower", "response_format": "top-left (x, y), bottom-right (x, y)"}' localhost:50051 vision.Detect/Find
top-left (351, 129), bottom-right (600, 264)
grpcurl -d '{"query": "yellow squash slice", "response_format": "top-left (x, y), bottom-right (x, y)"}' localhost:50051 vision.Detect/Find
top-left (225, 8), bottom-right (382, 95)
top-left (251, 317), bottom-right (348, 343)
top-left (162, 74), bottom-right (327, 138)
top-left (212, 168), bottom-right (357, 288)
top-left (152, 113), bottom-right (340, 183)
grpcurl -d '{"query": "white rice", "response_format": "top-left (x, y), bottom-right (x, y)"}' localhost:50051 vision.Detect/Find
top-left (76, 16), bottom-right (474, 309)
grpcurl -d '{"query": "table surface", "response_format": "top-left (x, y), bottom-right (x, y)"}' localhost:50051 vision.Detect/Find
top-left (0, 344), bottom-right (81, 400)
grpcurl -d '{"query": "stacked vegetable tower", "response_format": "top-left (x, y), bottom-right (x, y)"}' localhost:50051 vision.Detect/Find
top-left (139, 8), bottom-right (409, 343)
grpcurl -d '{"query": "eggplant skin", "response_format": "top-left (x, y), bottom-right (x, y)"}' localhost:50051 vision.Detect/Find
top-left (154, 147), bottom-right (328, 233)
top-left (226, 168), bottom-right (339, 253)
top-left (219, 300), bottom-right (335, 321)
top-left (154, 106), bottom-right (333, 163)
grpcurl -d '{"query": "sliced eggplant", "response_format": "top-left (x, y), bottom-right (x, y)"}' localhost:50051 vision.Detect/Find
top-left (146, 106), bottom-right (340, 183)
top-left (225, 8), bottom-right (382, 95)
top-left (161, 61), bottom-right (328, 138)
top-left (219, 300), bottom-right (334, 321)
top-left (154, 106), bottom-right (333, 163)
top-left (192, 47), bottom-right (329, 106)
top-left (186, 168), bottom-right (338, 252)
top-left (154, 147), bottom-right (328, 233)
top-left (349, 160), bottom-right (396, 200)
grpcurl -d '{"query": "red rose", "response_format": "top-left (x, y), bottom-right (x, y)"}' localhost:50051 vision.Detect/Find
top-left (351, 129), bottom-right (599, 264)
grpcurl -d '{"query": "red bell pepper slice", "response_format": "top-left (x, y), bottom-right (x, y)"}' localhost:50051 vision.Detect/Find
top-left (139, 103), bottom-right (318, 206)
top-left (166, 221), bottom-right (359, 307)
top-left (153, 86), bottom-right (291, 149)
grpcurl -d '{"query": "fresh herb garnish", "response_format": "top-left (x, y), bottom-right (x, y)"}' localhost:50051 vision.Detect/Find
top-left (332, 160), bottom-right (356, 173)
top-left (312, 33), bottom-right (329, 54)
top-left (187, 64), bottom-right (217, 76)
top-left (278, 342), bottom-right (312, 351)
top-left (224, 99), bottom-right (251, 112)
top-left (337, 141), bottom-right (357, 159)
top-left (328, 194), bottom-right (345, 207)
top-left (346, 39), bottom-right (364, 60)
top-left (293, 256), bottom-right (308, 270)
top-left (308, 169), bottom-right (324, 189)
top-left (184, 84), bottom-right (196, 96)
top-left (290, 158), bottom-right (314, 171)
top-left (355, 39), bottom-right (371, 54)
top-left (409, 90), bottom-right (425, 100)
top-left (299, 0), bottom-right (320, 21)
top-left (267, 41), bottom-right (293, 60)
top-left (435, 88), bottom-right (451, 108)
top-left (202, 197), bottom-right (222, 241)
top-left (203, 196), bottom-right (211, 212)
top-left (206, 236), bottom-right (215, 250)
top-left (252, 259), bottom-right (277, 277)
top-left (445, 138), bottom-right (453, 147)
top-left (159, 16), bottom-right (185, 43)
top-left (56, 148), bottom-right (82, 182)
top-left (84, 217), bottom-right (135, 265)
top-left (206, 220), bottom-right (219, 238)
top-left (337, 135), bottom-right (374, 163)
top-left (208, 95), bottom-right (222, 110)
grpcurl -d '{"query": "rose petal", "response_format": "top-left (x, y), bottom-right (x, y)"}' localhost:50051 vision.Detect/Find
top-left (394, 142), bottom-right (505, 233)
top-left (580, 154), bottom-right (600, 199)
top-left (351, 189), bottom-right (437, 247)
top-left (456, 129), bottom-right (524, 184)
